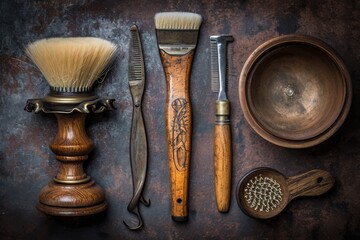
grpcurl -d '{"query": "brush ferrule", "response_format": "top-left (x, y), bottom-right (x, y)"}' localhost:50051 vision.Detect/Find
top-left (215, 100), bottom-right (230, 124)
top-left (156, 29), bottom-right (199, 55)
top-left (25, 95), bottom-right (115, 114)
top-left (50, 86), bottom-right (93, 93)
top-left (158, 44), bottom-right (196, 55)
top-left (44, 89), bottom-right (98, 105)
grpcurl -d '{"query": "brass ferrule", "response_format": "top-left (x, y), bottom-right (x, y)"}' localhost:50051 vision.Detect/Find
top-left (24, 88), bottom-right (116, 114)
top-left (44, 89), bottom-right (98, 105)
top-left (216, 100), bottom-right (230, 124)
top-left (39, 89), bottom-right (99, 113)
top-left (216, 100), bottom-right (230, 115)
top-left (53, 176), bottom-right (91, 184)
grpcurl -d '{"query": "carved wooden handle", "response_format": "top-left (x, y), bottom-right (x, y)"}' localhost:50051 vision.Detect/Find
top-left (286, 169), bottom-right (335, 201)
top-left (214, 100), bottom-right (231, 212)
top-left (160, 49), bottom-right (194, 221)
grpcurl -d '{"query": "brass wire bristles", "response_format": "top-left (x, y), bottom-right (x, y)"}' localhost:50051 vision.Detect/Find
top-left (154, 12), bottom-right (202, 30)
top-left (26, 37), bottom-right (118, 92)
top-left (244, 174), bottom-right (283, 212)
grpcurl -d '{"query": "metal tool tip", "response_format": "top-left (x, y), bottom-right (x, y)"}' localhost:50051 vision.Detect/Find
top-left (131, 24), bottom-right (138, 31)
top-left (210, 35), bottom-right (234, 42)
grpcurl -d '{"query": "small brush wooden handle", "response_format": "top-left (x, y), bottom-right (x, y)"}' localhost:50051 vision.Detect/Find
top-left (214, 100), bottom-right (231, 212)
top-left (286, 169), bottom-right (335, 201)
top-left (160, 49), bottom-right (194, 222)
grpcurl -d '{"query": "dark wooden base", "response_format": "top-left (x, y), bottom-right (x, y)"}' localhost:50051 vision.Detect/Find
top-left (36, 201), bottom-right (107, 217)
top-left (37, 180), bottom-right (107, 217)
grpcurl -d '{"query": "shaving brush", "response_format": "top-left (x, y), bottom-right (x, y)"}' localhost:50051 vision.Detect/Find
top-left (24, 37), bottom-right (117, 216)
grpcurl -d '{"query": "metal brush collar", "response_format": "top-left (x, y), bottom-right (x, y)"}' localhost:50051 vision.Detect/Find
top-left (156, 29), bottom-right (199, 55)
top-left (25, 87), bottom-right (115, 114)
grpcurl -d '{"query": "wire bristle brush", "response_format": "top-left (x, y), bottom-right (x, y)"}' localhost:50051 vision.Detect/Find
top-left (26, 37), bottom-right (117, 93)
top-left (155, 11), bottom-right (202, 222)
top-left (237, 167), bottom-right (335, 219)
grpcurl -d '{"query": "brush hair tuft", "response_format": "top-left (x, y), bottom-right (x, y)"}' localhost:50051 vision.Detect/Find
top-left (154, 12), bottom-right (202, 30)
top-left (26, 37), bottom-right (118, 91)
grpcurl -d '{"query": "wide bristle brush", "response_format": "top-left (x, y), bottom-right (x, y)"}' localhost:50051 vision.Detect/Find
top-left (154, 11), bottom-right (202, 222)
top-left (26, 37), bottom-right (117, 92)
top-left (24, 37), bottom-right (117, 216)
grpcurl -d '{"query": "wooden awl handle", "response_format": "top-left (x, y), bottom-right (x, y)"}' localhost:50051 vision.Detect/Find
top-left (214, 100), bottom-right (232, 212)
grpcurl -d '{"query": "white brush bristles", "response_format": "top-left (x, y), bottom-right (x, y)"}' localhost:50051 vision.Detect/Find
top-left (26, 37), bottom-right (118, 91)
top-left (154, 12), bottom-right (202, 30)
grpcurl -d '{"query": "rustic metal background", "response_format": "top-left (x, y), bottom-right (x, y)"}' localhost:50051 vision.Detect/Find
top-left (1, 0), bottom-right (359, 239)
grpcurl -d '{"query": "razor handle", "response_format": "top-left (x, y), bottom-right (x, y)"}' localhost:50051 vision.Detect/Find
top-left (214, 100), bottom-right (231, 212)
top-left (159, 49), bottom-right (194, 222)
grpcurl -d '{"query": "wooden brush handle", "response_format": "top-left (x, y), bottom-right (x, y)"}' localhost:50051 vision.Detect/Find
top-left (51, 113), bottom-right (93, 183)
top-left (286, 169), bottom-right (335, 201)
top-left (39, 112), bottom-right (106, 211)
top-left (214, 100), bottom-right (231, 212)
top-left (160, 49), bottom-right (194, 221)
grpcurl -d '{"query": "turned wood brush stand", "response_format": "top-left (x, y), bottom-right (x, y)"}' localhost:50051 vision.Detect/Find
top-left (25, 91), bottom-right (115, 216)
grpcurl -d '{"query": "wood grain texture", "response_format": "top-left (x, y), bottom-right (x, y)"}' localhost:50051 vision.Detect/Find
top-left (38, 180), bottom-right (105, 207)
top-left (2, 0), bottom-right (360, 238)
top-left (237, 168), bottom-right (335, 219)
top-left (36, 201), bottom-right (107, 217)
top-left (214, 123), bottom-right (232, 212)
top-left (50, 113), bottom-right (93, 182)
top-left (287, 169), bottom-right (335, 201)
top-left (38, 112), bottom-right (106, 216)
top-left (160, 49), bottom-right (194, 221)
top-left (239, 35), bottom-right (352, 148)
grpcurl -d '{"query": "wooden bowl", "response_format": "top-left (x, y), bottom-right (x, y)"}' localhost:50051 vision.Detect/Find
top-left (239, 35), bottom-right (352, 148)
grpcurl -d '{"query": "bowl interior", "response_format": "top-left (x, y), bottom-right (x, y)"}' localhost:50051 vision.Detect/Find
top-left (247, 43), bottom-right (346, 141)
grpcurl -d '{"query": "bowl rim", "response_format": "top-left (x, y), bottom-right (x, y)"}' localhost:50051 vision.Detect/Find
top-left (239, 34), bottom-right (352, 148)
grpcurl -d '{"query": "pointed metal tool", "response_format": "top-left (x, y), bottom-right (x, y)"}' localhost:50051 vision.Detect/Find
top-left (123, 24), bottom-right (150, 230)
top-left (210, 35), bottom-right (234, 213)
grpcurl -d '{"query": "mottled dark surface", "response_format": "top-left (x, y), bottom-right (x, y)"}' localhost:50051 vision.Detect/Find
top-left (1, 0), bottom-right (360, 239)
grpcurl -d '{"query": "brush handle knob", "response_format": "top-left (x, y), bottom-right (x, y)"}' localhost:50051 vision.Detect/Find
top-left (50, 113), bottom-right (93, 182)
top-left (160, 49), bottom-right (194, 222)
top-left (214, 100), bottom-right (232, 212)
top-left (286, 169), bottom-right (335, 201)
